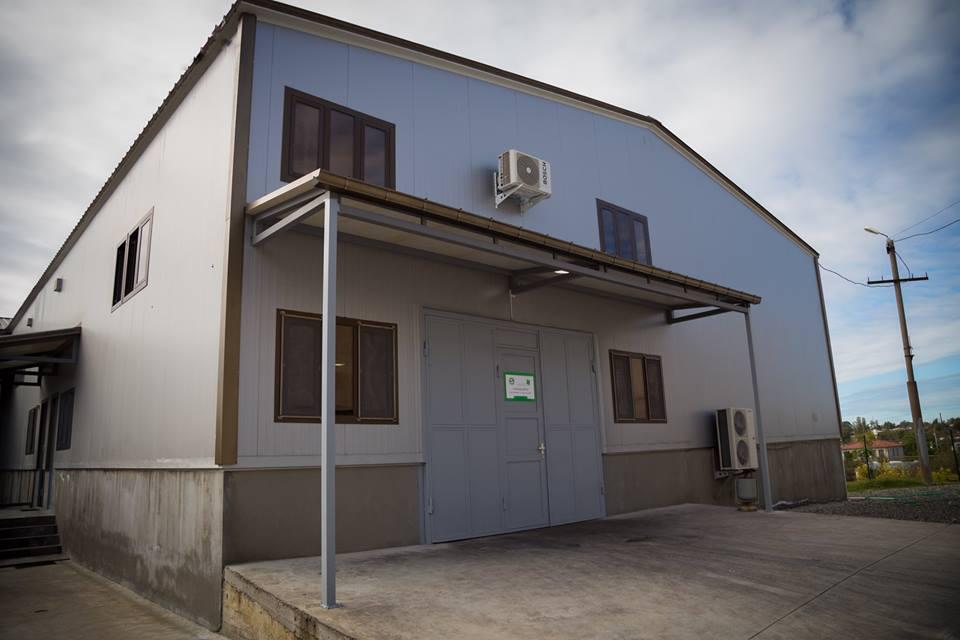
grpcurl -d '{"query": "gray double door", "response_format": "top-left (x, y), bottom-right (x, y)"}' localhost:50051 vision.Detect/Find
top-left (425, 312), bottom-right (604, 542)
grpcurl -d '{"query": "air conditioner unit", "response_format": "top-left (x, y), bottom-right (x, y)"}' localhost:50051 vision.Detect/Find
top-left (716, 408), bottom-right (758, 471)
top-left (494, 149), bottom-right (551, 211)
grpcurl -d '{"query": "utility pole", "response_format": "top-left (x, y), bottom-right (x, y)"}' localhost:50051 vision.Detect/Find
top-left (865, 231), bottom-right (932, 484)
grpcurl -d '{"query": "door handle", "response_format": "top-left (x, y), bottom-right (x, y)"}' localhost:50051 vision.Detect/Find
top-left (538, 442), bottom-right (546, 456)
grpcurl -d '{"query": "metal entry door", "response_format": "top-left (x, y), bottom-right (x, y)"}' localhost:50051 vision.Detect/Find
top-left (497, 349), bottom-right (549, 531)
top-left (424, 312), bottom-right (602, 543)
top-left (540, 331), bottom-right (605, 524)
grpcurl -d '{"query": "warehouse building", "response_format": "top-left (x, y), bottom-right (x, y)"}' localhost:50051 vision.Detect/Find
top-left (0, 0), bottom-right (845, 628)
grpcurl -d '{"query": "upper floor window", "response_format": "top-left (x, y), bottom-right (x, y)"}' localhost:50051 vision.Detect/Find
top-left (275, 309), bottom-right (398, 424)
top-left (597, 200), bottom-right (651, 265)
top-left (281, 87), bottom-right (396, 188)
top-left (112, 209), bottom-right (153, 309)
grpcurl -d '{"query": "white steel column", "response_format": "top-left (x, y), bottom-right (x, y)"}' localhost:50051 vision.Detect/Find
top-left (321, 193), bottom-right (340, 608)
top-left (744, 310), bottom-right (774, 512)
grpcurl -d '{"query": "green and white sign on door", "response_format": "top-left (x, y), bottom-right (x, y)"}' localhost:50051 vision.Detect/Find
top-left (504, 371), bottom-right (536, 401)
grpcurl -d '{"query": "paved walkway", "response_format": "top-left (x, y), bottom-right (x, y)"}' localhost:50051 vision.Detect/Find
top-left (0, 560), bottom-right (224, 640)
top-left (226, 504), bottom-right (960, 639)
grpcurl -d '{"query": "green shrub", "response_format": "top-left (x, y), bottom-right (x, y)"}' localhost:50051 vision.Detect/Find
top-left (933, 467), bottom-right (959, 484)
top-left (854, 463), bottom-right (870, 481)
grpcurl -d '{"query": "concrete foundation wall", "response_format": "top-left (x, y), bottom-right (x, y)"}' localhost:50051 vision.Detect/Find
top-left (0, 469), bottom-right (35, 506)
top-left (54, 469), bottom-right (224, 629)
top-left (603, 448), bottom-right (736, 516)
top-left (603, 437), bottom-right (846, 515)
top-left (768, 438), bottom-right (846, 504)
top-left (223, 464), bottom-right (420, 564)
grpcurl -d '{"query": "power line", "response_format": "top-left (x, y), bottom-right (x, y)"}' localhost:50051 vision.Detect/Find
top-left (897, 216), bottom-right (960, 242)
top-left (895, 251), bottom-right (912, 276)
top-left (819, 263), bottom-right (892, 287)
top-left (894, 197), bottom-right (960, 237)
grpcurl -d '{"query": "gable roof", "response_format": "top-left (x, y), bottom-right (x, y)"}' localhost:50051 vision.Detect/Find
top-left (5, 0), bottom-right (816, 334)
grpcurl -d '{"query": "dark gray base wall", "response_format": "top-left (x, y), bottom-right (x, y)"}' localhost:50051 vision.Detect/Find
top-left (767, 438), bottom-right (846, 504)
top-left (222, 464), bottom-right (421, 565)
top-left (0, 469), bottom-right (35, 506)
top-left (603, 448), bottom-right (736, 516)
top-left (54, 469), bottom-right (224, 630)
top-left (603, 437), bottom-right (846, 515)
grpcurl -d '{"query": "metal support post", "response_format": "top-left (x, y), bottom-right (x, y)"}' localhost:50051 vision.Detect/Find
top-left (744, 311), bottom-right (774, 511)
top-left (321, 193), bottom-right (340, 608)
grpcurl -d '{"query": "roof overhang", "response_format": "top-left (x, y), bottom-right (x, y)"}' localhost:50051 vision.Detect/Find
top-left (247, 171), bottom-right (761, 314)
top-left (0, 326), bottom-right (81, 386)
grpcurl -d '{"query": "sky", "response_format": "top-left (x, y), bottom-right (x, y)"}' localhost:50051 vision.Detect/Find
top-left (0, 0), bottom-right (957, 422)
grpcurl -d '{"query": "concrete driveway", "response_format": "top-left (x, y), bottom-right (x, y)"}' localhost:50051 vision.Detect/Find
top-left (224, 504), bottom-right (960, 639)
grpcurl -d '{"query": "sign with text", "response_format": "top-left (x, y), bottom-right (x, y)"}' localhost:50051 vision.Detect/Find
top-left (504, 371), bottom-right (536, 401)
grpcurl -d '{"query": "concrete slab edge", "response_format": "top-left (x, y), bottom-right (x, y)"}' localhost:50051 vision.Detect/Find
top-left (223, 567), bottom-right (355, 640)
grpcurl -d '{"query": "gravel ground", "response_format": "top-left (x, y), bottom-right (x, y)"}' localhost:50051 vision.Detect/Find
top-left (791, 484), bottom-right (960, 524)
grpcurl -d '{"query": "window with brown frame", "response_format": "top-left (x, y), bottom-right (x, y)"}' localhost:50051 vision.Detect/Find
top-left (609, 350), bottom-right (666, 422)
top-left (597, 200), bottom-right (652, 265)
top-left (112, 209), bottom-right (153, 309)
top-left (275, 309), bottom-right (398, 424)
top-left (281, 87), bottom-right (396, 188)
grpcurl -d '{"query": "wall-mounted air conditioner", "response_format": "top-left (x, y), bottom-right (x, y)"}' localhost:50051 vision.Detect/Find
top-left (494, 149), bottom-right (551, 212)
top-left (716, 408), bottom-right (758, 471)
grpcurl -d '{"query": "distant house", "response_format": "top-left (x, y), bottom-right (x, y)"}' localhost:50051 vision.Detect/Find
top-left (842, 439), bottom-right (905, 461)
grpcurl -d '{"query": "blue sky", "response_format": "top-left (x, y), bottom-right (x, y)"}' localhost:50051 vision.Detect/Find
top-left (0, 0), bottom-right (957, 422)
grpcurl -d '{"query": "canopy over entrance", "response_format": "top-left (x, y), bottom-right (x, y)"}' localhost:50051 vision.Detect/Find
top-left (247, 171), bottom-right (761, 315)
top-left (0, 327), bottom-right (80, 387)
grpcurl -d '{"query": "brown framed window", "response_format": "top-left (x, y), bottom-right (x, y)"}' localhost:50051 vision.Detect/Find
top-left (25, 406), bottom-right (38, 455)
top-left (112, 208), bottom-right (153, 309)
top-left (609, 350), bottom-right (666, 422)
top-left (597, 200), bottom-right (652, 265)
top-left (281, 87), bottom-right (396, 188)
top-left (275, 309), bottom-right (398, 424)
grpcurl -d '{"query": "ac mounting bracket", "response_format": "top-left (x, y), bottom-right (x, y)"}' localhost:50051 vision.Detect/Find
top-left (493, 172), bottom-right (548, 213)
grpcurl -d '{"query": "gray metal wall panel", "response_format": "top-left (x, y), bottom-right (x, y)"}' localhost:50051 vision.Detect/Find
top-left (241, 22), bottom-right (841, 463)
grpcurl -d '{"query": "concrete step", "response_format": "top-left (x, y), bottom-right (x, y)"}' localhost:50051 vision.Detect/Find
top-left (0, 534), bottom-right (61, 551)
top-left (0, 553), bottom-right (69, 569)
top-left (0, 515), bottom-right (55, 529)
top-left (0, 524), bottom-right (58, 539)
top-left (0, 544), bottom-right (62, 561)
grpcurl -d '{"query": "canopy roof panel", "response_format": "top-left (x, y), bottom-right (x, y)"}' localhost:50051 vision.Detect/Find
top-left (248, 171), bottom-right (761, 313)
top-left (0, 326), bottom-right (81, 376)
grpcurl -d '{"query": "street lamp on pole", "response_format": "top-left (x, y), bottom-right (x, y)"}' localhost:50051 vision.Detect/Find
top-left (863, 226), bottom-right (932, 484)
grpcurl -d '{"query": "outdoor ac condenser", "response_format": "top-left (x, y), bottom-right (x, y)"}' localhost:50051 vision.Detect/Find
top-left (716, 408), bottom-right (758, 471)
top-left (494, 149), bottom-right (551, 211)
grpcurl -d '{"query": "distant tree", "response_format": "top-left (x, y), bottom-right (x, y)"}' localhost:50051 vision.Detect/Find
top-left (841, 421), bottom-right (853, 442)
